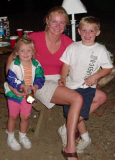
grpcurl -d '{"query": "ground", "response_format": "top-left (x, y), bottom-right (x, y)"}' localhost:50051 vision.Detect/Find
top-left (0, 10), bottom-right (115, 160)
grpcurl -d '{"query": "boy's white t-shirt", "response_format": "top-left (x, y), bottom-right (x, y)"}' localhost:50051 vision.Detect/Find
top-left (60, 41), bottom-right (113, 89)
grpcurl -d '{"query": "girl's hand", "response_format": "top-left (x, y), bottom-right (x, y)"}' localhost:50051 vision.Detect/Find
top-left (30, 85), bottom-right (39, 95)
top-left (20, 84), bottom-right (31, 95)
top-left (8, 85), bottom-right (26, 97)
top-left (58, 78), bottom-right (66, 86)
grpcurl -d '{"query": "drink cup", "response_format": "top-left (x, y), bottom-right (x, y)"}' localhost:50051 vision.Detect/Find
top-left (16, 29), bottom-right (23, 37)
top-left (24, 30), bottom-right (33, 37)
top-left (10, 36), bottom-right (18, 48)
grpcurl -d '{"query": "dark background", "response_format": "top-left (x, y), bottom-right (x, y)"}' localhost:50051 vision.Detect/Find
top-left (0, 0), bottom-right (115, 43)
top-left (1, 0), bottom-right (115, 15)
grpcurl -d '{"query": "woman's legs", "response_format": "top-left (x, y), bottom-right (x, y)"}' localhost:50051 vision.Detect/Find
top-left (51, 86), bottom-right (83, 159)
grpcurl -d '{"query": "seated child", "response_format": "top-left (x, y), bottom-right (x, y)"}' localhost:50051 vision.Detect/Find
top-left (58, 16), bottom-right (113, 153)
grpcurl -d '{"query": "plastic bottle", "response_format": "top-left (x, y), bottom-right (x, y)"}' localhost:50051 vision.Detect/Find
top-left (0, 21), bottom-right (5, 41)
top-left (1, 16), bottom-right (10, 39)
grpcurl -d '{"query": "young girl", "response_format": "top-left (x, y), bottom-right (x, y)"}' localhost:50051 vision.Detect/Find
top-left (4, 37), bottom-right (45, 151)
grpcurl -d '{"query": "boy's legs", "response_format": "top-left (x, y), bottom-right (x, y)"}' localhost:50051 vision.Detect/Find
top-left (76, 89), bottom-right (107, 152)
top-left (77, 88), bottom-right (107, 135)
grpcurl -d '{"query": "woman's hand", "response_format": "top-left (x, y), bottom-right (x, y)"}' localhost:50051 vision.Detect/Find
top-left (6, 52), bottom-right (14, 74)
top-left (58, 78), bottom-right (66, 86)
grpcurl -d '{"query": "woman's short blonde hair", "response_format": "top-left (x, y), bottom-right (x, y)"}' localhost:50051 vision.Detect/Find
top-left (79, 16), bottom-right (100, 30)
top-left (45, 6), bottom-right (69, 30)
top-left (13, 37), bottom-right (36, 59)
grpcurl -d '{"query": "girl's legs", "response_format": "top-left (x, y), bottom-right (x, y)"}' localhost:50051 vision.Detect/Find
top-left (18, 97), bottom-right (32, 149)
top-left (7, 115), bottom-right (21, 151)
top-left (7, 115), bottom-right (18, 132)
top-left (51, 86), bottom-right (83, 160)
top-left (19, 114), bottom-right (31, 149)
top-left (7, 99), bottom-right (21, 151)
top-left (20, 114), bottom-right (29, 133)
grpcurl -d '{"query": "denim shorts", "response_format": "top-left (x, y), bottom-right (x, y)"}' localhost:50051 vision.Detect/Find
top-left (63, 87), bottom-right (96, 120)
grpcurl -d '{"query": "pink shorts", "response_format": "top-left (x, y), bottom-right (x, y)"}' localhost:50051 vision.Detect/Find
top-left (8, 97), bottom-right (32, 116)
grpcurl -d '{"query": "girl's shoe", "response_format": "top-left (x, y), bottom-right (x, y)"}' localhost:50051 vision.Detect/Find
top-left (19, 135), bottom-right (31, 149)
top-left (7, 138), bottom-right (21, 151)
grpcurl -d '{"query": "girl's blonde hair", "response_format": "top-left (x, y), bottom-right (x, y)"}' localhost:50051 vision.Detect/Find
top-left (13, 37), bottom-right (36, 59)
top-left (79, 16), bottom-right (100, 30)
top-left (45, 6), bottom-right (69, 30)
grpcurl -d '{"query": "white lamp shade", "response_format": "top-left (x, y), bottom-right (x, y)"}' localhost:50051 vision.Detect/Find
top-left (62, 0), bottom-right (87, 15)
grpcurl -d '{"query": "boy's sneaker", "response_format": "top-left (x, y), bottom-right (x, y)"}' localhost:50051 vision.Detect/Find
top-left (19, 135), bottom-right (31, 149)
top-left (7, 138), bottom-right (21, 151)
top-left (57, 126), bottom-right (67, 147)
top-left (76, 138), bottom-right (91, 153)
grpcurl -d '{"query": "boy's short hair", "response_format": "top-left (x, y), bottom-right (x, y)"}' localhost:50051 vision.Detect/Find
top-left (79, 16), bottom-right (100, 30)
top-left (13, 37), bottom-right (36, 59)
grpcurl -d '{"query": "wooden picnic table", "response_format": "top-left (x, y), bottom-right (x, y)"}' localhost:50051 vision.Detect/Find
top-left (0, 41), bottom-right (13, 54)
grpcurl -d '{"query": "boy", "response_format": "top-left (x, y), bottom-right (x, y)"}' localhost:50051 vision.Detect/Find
top-left (58, 16), bottom-right (113, 153)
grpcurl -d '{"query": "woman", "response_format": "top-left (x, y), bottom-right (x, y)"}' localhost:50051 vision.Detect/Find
top-left (6, 6), bottom-right (106, 160)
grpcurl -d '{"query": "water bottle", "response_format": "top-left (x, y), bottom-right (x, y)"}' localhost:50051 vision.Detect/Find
top-left (0, 21), bottom-right (5, 41)
top-left (2, 16), bottom-right (10, 39)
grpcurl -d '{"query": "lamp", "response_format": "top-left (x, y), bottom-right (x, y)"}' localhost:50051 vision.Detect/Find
top-left (62, 0), bottom-right (87, 41)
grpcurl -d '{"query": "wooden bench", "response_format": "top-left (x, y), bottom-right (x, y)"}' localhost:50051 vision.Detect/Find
top-left (0, 88), bottom-right (4, 94)
top-left (32, 99), bottom-right (52, 138)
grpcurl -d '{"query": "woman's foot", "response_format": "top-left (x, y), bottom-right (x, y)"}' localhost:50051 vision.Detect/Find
top-left (62, 148), bottom-right (78, 160)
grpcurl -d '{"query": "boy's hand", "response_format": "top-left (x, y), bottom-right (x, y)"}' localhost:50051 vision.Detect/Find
top-left (30, 85), bottom-right (39, 95)
top-left (83, 73), bottom-right (98, 86)
top-left (58, 78), bottom-right (66, 86)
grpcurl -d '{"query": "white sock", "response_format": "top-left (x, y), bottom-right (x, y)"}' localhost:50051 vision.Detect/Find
top-left (81, 131), bottom-right (90, 142)
top-left (61, 124), bottom-right (67, 134)
top-left (7, 132), bottom-right (14, 140)
top-left (19, 131), bottom-right (26, 138)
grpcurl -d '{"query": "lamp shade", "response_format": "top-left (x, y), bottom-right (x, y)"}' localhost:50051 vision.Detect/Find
top-left (62, 0), bottom-right (87, 15)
